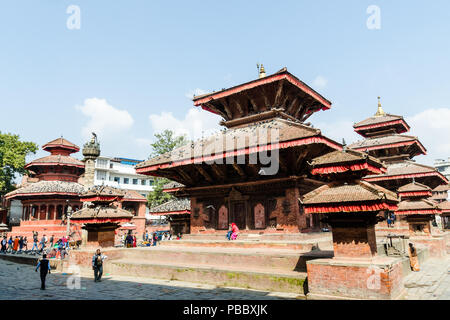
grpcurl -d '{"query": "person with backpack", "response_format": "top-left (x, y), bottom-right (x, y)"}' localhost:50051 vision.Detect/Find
top-left (31, 234), bottom-right (39, 252)
top-left (92, 249), bottom-right (107, 282)
top-left (35, 253), bottom-right (51, 290)
top-left (1, 237), bottom-right (6, 253)
top-left (7, 236), bottom-right (13, 253)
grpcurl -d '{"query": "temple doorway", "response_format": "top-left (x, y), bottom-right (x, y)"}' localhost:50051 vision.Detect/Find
top-left (231, 202), bottom-right (246, 230)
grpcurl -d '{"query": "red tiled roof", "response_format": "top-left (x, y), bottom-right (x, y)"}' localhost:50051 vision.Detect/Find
top-left (302, 180), bottom-right (398, 205)
top-left (42, 137), bottom-right (80, 152)
top-left (396, 199), bottom-right (440, 215)
top-left (349, 134), bottom-right (426, 155)
top-left (398, 182), bottom-right (431, 193)
top-left (353, 114), bottom-right (407, 128)
top-left (25, 155), bottom-right (84, 168)
top-left (5, 181), bottom-right (86, 199)
top-left (136, 118), bottom-right (341, 172)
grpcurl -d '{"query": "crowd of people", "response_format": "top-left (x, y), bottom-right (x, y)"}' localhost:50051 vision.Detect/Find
top-left (121, 230), bottom-right (183, 248)
top-left (0, 231), bottom-right (70, 259)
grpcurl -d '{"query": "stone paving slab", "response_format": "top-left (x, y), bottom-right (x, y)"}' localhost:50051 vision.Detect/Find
top-left (0, 260), bottom-right (299, 300)
top-left (403, 256), bottom-right (450, 300)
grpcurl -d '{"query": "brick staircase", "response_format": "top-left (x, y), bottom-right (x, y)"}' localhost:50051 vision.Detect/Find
top-left (7, 220), bottom-right (82, 241)
top-left (64, 241), bottom-right (334, 295)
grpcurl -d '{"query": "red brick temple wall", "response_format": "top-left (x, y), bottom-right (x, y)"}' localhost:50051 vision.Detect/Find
top-left (189, 187), bottom-right (309, 234)
top-left (332, 225), bottom-right (377, 259)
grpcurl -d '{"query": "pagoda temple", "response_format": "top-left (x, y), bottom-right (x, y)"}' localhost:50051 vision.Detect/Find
top-left (5, 135), bottom-right (148, 241)
top-left (70, 185), bottom-right (134, 247)
top-left (349, 98), bottom-right (448, 257)
top-left (5, 137), bottom-right (86, 239)
top-left (302, 148), bottom-right (404, 299)
top-left (136, 67), bottom-right (343, 234)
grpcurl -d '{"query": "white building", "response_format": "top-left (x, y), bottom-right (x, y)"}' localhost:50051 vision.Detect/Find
top-left (94, 156), bottom-right (155, 198)
top-left (434, 158), bottom-right (450, 180)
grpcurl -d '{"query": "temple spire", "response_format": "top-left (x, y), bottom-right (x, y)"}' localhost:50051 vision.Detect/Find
top-left (258, 64), bottom-right (266, 78)
top-left (375, 96), bottom-right (386, 116)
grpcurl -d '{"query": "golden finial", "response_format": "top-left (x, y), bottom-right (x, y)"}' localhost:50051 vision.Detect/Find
top-left (375, 96), bottom-right (385, 116)
top-left (259, 64), bottom-right (266, 79)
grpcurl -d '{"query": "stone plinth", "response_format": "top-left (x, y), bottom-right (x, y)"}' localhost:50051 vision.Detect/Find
top-left (324, 213), bottom-right (379, 260)
top-left (306, 256), bottom-right (406, 300)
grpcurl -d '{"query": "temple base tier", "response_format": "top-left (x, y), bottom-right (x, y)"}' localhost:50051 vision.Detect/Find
top-left (321, 212), bottom-right (380, 260)
top-left (306, 256), bottom-right (407, 300)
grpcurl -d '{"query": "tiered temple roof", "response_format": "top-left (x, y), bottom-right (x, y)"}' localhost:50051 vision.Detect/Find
top-left (23, 137), bottom-right (85, 183)
top-left (192, 68), bottom-right (331, 125)
top-left (302, 149), bottom-right (398, 214)
top-left (136, 118), bottom-right (341, 187)
top-left (395, 182), bottom-right (441, 216)
top-left (5, 180), bottom-right (86, 200)
top-left (364, 161), bottom-right (448, 190)
top-left (350, 98), bottom-right (426, 163)
top-left (71, 185), bottom-right (134, 224)
top-left (149, 198), bottom-right (191, 215)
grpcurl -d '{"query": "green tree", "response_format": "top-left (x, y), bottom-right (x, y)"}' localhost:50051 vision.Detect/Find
top-left (147, 130), bottom-right (188, 208)
top-left (149, 129), bottom-right (188, 158)
top-left (0, 132), bottom-right (38, 196)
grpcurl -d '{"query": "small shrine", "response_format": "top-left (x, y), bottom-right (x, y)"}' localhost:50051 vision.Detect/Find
top-left (396, 181), bottom-right (446, 257)
top-left (302, 148), bottom-right (406, 299)
top-left (70, 185), bottom-right (133, 247)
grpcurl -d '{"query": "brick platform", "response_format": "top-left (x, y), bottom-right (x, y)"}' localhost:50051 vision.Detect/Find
top-left (306, 256), bottom-right (406, 300)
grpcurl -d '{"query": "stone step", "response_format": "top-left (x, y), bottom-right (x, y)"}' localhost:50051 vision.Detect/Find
top-left (158, 239), bottom-right (333, 251)
top-left (121, 247), bottom-right (333, 272)
top-left (71, 259), bottom-right (308, 295)
top-left (182, 232), bottom-right (331, 241)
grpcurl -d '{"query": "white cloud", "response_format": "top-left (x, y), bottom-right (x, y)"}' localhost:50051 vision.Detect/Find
top-left (312, 76), bottom-right (328, 89)
top-left (185, 88), bottom-right (208, 100)
top-left (76, 98), bottom-right (134, 140)
top-left (407, 108), bottom-right (450, 164)
top-left (149, 107), bottom-right (222, 141)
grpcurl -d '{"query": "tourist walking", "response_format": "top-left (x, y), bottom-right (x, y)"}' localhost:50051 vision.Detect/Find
top-left (7, 236), bottom-right (13, 253)
top-left (92, 249), bottom-right (106, 282)
top-left (18, 236), bottom-right (24, 253)
top-left (13, 236), bottom-right (19, 253)
top-left (39, 235), bottom-right (46, 252)
top-left (23, 236), bottom-right (28, 251)
top-left (35, 254), bottom-right (51, 290)
top-left (49, 235), bottom-right (54, 248)
top-left (152, 232), bottom-right (158, 246)
top-left (408, 243), bottom-right (420, 272)
top-left (1, 236), bottom-right (6, 253)
top-left (31, 234), bottom-right (39, 252)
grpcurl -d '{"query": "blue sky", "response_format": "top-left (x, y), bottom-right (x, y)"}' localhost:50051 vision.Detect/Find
top-left (1, 1), bottom-right (450, 165)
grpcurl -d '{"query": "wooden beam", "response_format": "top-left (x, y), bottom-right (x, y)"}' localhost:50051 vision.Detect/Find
top-left (273, 80), bottom-right (284, 107)
top-left (177, 168), bottom-right (194, 185)
top-left (234, 99), bottom-right (245, 117)
top-left (245, 93), bottom-right (259, 114)
top-left (195, 165), bottom-right (214, 183)
top-left (232, 163), bottom-right (246, 178)
top-left (286, 97), bottom-right (299, 114)
top-left (220, 99), bottom-right (233, 119)
top-left (295, 148), bottom-right (309, 171)
top-left (211, 163), bottom-right (226, 181)
top-left (204, 102), bottom-right (228, 119)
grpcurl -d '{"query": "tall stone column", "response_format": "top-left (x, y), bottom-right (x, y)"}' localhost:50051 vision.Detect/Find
top-left (82, 133), bottom-right (101, 188)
